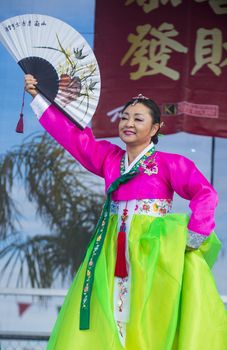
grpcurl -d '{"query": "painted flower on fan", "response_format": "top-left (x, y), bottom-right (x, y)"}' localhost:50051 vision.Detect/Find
top-left (56, 74), bottom-right (81, 106)
top-left (87, 63), bottom-right (96, 73)
top-left (65, 48), bottom-right (72, 59)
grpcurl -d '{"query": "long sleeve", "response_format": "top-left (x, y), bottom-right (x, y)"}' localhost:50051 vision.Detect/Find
top-left (167, 154), bottom-right (218, 248)
top-left (31, 95), bottom-right (123, 178)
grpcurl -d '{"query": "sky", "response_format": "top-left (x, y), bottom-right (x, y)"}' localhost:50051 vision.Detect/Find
top-left (0, 0), bottom-right (226, 335)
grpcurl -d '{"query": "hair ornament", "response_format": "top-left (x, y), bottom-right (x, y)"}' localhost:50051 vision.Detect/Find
top-left (131, 93), bottom-right (149, 105)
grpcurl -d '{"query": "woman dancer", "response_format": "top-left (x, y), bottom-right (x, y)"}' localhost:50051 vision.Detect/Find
top-left (25, 74), bottom-right (227, 350)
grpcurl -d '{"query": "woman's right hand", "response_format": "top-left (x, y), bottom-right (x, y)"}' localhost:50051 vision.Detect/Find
top-left (24, 74), bottom-right (38, 98)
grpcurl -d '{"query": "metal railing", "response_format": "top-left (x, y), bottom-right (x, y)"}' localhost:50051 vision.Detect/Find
top-left (0, 288), bottom-right (226, 350)
top-left (0, 331), bottom-right (49, 350)
top-left (0, 288), bottom-right (67, 297)
top-left (0, 288), bottom-right (66, 350)
top-left (1, 287), bottom-right (226, 302)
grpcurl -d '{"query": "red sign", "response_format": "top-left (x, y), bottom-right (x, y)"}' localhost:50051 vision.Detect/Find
top-left (93, 0), bottom-right (227, 138)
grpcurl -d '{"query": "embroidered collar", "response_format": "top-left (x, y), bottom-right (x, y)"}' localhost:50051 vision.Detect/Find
top-left (120, 143), bottom-right (156, 175)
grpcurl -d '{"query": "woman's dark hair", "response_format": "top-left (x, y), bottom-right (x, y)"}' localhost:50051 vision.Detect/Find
top-left (122, 97), bottom-right (161, 144)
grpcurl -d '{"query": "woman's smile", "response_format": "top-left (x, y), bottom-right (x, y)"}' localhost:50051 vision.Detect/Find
top-left (123, 129), bottom-right (136, 136)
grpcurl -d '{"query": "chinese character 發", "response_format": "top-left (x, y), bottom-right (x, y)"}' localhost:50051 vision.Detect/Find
top-left (125, 0), bottom-right (182, 13)
top-left (194, 0), bottom-right (227, 15)
top-left (121, 22), bottom-right (188, 80)
top-left (191, 28), bottom-right (227, 76)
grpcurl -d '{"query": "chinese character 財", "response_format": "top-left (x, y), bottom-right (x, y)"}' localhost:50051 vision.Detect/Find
top-left (121, 22), bottom-right (188, 80)
top-left (194, 0), bottom-right (227, 15)
top-left (191, 28), bottom-right (227, 76)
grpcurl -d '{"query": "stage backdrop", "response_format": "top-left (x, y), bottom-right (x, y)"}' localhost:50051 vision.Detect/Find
top-left (92, 0), bottom-right (227, 138)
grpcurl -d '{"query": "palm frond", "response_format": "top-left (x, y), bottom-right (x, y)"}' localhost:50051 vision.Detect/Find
top-left (0, 132), bottom-right (105, 287)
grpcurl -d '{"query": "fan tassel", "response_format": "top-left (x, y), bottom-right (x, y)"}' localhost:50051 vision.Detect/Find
top-left (114, 231), bottom-right (128, 278)
top-left (16, 88), bottom-right (25, 133)
top-left (16, 113), bottom-right (24, 133)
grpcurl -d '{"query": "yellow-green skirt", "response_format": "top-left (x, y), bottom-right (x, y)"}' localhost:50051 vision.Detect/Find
top-left (46, 214), bottom-right (227, 350)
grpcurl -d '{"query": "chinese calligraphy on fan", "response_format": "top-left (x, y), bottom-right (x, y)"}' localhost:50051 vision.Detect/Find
top-left (4, 20), bottom-right (47, 32)
top-left (121, 22), bottom-right (227, 80)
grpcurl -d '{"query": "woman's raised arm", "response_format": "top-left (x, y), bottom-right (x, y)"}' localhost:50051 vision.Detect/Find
top-left (25, 75), bottom-right (123, 178)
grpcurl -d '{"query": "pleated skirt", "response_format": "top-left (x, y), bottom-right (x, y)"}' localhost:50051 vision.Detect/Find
top-left (46, 213), bottom-right (227, 350)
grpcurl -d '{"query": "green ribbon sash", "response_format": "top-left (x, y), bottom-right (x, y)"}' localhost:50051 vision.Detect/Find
top-left (79, 146), bottom-right (155, 330)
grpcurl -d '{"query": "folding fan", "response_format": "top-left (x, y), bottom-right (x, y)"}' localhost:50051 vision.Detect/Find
top-left (0, 14), bottom-right (101, 129)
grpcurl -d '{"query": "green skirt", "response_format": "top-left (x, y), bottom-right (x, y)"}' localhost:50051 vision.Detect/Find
top-left (46, 214), bottom-right (227, 350)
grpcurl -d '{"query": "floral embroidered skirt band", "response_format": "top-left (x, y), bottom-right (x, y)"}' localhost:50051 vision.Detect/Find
top-left (110, 198), bottom-right (173, 217)
top-left (46, 199), bottom-right (227, 350)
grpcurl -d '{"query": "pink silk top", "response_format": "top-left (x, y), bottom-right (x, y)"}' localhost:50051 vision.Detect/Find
top-left (38, 104), bottom-right (218, 237)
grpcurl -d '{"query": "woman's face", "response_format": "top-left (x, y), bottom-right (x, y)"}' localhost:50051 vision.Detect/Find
top-left (118, 103), bottom-right (159, 148)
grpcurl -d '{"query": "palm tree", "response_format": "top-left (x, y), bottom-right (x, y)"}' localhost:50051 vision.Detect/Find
top-left (0, 132), bottom-right (104, 288)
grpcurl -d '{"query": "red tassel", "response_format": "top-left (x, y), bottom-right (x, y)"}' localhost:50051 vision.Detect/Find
top-left (16, 88), bottom-right (25, 133)
top-left (114, 231), bottom-right (128, 278)
top-left (16, 113), bottom-right (24, 133)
